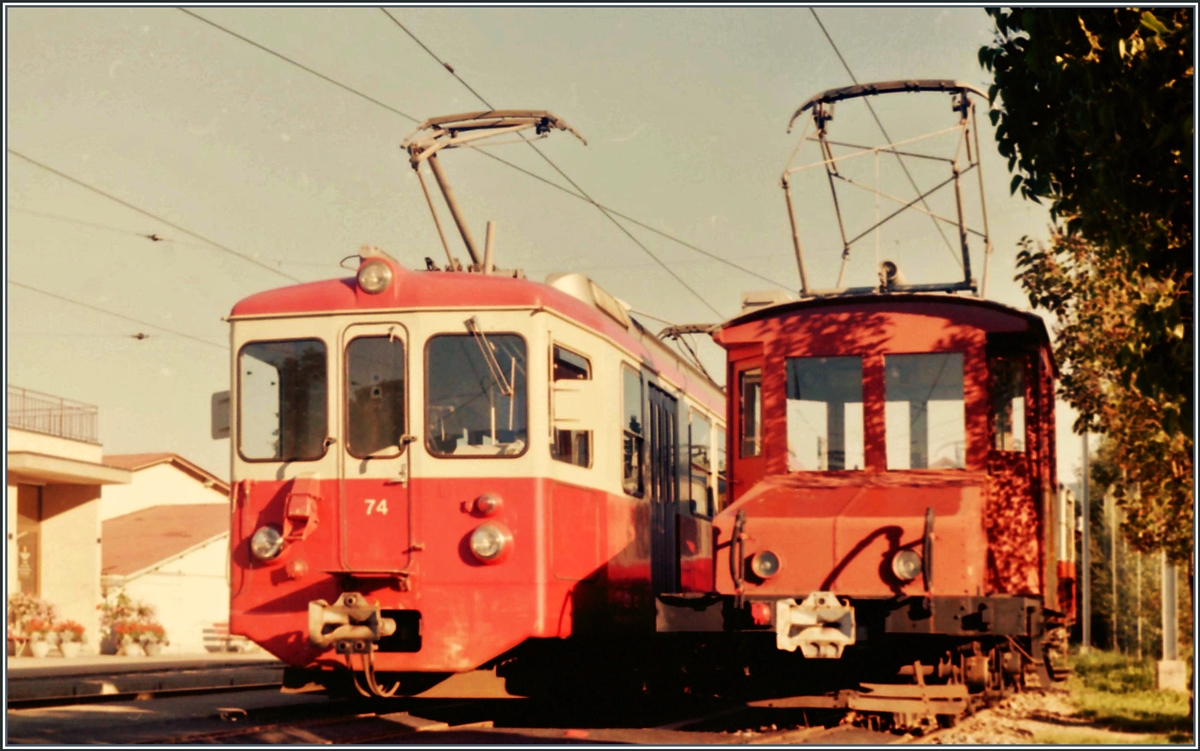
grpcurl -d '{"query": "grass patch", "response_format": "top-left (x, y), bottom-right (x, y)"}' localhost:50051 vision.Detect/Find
top-left (1066, 650), bottom-right (1193, 739)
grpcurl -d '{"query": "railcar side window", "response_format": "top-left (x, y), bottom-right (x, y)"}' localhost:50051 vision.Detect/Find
top-left (884, 353), bottom-right (965, 469)
top-left (622, 366), bottom-right (644, 496)
top-left (426, 334), bottom-right (527, 457)
top-left (786, 356), bottom-right (864, 471)
top-left (990, 355), bottom-right (1025, 452)
top-left (551, 345), bottom-right (592, 468)
top-left (716, 431), bottom-right (728, 510)
top-left (346, 336), bottom-right (406, 458)
top-left (239, 339), bottom-right (328, 461)
top-left (739, 369), bottom-right (763, 458)
top-left (688, 410), bottom-right (714, 515)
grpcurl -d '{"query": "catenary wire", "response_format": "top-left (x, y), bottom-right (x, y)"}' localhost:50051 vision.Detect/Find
top-left (808, 9), bottom-right (964, 270)
top-left (380, 8), bottom-right (724, 318)
top-left (177, 8), bottom-right (782, 292)
top-left (7, 280), bottom-right (227, 351)
top-left (7, 207), bottom-right (206, 246)
top-left (7, 149), bottom-right (303, 284)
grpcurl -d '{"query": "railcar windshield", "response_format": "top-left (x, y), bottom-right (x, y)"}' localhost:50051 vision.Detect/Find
top-left (426, 333), bottom-right (528, 457)
top-left (884, 352), bottom-right (965, 469)
top-left (239, 339), bottom-right (328, 461)
top-left (346, 336), bottom-right (406, 458)
top-left (786, 356), bottom-right (864, 471)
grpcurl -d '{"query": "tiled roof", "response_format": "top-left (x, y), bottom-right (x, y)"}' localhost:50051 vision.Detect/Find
top-left (101, 504), bottom-right (229, 578)
top-left (103, 453), bottom-right (229, 493)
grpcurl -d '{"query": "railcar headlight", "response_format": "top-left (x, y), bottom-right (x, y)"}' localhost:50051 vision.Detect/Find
top-left (250, 525), bottom-right (284, 562)
top-left (357, 260), bottom-right (393, 294)
top-left (474, 493), bottom-right (503, 516)
top-left (891, 549), bottom-right (922, 582)
top-left (750, 550), bottom-right (781, 579)
top-left (469, 522), bottom-right (512, 564)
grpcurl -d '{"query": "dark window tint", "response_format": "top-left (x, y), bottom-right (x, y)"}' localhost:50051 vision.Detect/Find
top-left (739, 369), bottom-right (762, 458)
top-left (990, 355), bottom-right (1025, 452)
top-left (427, 334), bottom-right (527, 457)
top-left (622, 366), bottom-right (644, 495)
top-left (239, 339), bottom-right (328, 461)
top-left (346, 336), bottom-right (406, 458)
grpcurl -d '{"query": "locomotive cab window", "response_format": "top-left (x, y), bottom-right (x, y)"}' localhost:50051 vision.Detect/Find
top-left (238, 338), bottom-right (328, 461)
top-left (622, 366), bottom-right (644, 496)
top-left (884, 353), bottom-right (965, 470)
top-left (551, 345), bottom-right (592, 468)
top-left (990, 354), bottom-right (1025, 452)
top-left (346, 336), bottom-right (406, 458)
top-left (739, 369), bottom-right (763, 458)
top-left (426, 333), bottom-right (527, 457)
top-left (786, 356), bottom-right (864, 471)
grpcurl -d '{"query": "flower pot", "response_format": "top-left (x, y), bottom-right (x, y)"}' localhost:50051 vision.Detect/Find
top-left (60, 641), bottom-right (81, 658)
top-left (119, 643), bottom-right (145, 657)
top-left (144, 643), bottom-right (162, 657)
top-left (30, 640), bottom-right (51, 658)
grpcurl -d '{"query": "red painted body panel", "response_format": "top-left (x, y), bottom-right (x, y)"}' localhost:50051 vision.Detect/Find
top-left (231, 475), bottom-right (654, 672)
top-left (713, 295), bottom-right (1060, 608)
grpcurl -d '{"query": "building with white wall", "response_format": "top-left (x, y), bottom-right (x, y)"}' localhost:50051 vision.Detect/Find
top-left (7, 387), bottom-right (132, 654)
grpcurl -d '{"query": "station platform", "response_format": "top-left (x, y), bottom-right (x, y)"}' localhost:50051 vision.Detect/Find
top-left (6, 652), bottom-right (283, 704)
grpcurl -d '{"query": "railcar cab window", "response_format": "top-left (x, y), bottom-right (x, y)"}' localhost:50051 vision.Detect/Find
top-left (622, 366), bottom-right (644, 496)
top-left (551, 345), bottom-right (591, 468)
top-left (884, 353), bottom-right (965, 469)
top-left (426, 333), bottom-right (528, 457)
top-left (786, 357), bottom-right (864, 471)
top-left (346, 336), bottom-right (406, 458)
top-left (990, 355), bottom-right (1025, 452)
top-left (739, 369), bottom-right (763, 458)
top-left (688, 410), bottom-right (714, 515)
top-left (239, 339), bottom-right (328, 461)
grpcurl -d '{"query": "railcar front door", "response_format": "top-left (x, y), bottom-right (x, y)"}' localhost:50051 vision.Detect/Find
top-left (338, 323), bottom-right (413, 573)
top-left (648, 383), bottom-right (679, 594)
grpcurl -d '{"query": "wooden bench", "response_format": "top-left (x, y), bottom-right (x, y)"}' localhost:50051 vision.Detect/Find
top-left (202, 622), bottom-right (257, 653)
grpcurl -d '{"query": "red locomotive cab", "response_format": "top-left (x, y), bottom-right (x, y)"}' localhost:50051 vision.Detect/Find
top-left (709, 294), bottom-right (1070, 662)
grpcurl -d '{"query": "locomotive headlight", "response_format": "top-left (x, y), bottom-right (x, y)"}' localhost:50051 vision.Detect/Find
top-left (469, 522), bottom-right (512, 564)
top-left (891, 549), bottom-right (922, 582)
top-left (750, 550), bottom-right (781, 579)
top-left (357, 260), bottom-right (393, 294)
top-left (250, 525), bottom-right (284, 562)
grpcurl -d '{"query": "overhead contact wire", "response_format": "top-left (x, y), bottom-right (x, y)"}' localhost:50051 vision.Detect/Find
top-left (7, 149), bottom-right (302, 283)
top-left (8, 281), bottom-right (227, 351)
top-left (380, 9), bottom-right (724, 318)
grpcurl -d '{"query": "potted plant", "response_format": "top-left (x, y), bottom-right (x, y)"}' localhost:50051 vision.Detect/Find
top-left (53, 620), bottom-right (86, 658)
top-left (24, 618), bottom-right (54, 658)
top-left (8, 592), bottom-right (56, 657)
top-left (98, 590), bottom-right (154, 655)
top-left (139, 621), bottom-right (168, 656)
top-left (112, 621), bottom-right (144, 656)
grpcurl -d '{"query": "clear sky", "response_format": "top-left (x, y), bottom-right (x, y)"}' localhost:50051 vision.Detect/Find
top-left (6, 6), bottom-right (1085, 482)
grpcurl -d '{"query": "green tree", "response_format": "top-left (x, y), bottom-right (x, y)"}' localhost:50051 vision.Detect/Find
top-left (980, 8), bottom-right (1193, 564)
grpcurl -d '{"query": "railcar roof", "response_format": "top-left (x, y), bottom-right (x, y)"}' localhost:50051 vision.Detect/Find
top-left (719, 292), bottom-right (1053, 350)
top-left (228, 266), bottom-right (723, 413)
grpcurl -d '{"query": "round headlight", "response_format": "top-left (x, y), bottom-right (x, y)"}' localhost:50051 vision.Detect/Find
top-left (357, 260), bottom-right (393, 294)
top-left (250, 526), bottom-right (284, 562)
top-left (469, 522), bottom-right (512, 564)
top-left (891, 549), bottom-right (922, 582)
top-left (750, 550), bottom-right (781, 579)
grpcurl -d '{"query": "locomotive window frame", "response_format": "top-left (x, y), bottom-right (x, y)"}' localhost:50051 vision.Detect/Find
top-left (738, 368), bottom-right (763, 459)
top-left (236, 337), bottom-right (331, 464)
top-left (883, 351), bottom-right (966, 471)
top-left (621, 364), bottom-right (645, 497)
top-left (343, 333), bottom-right (408, 460)
top-left (785, 355), bottom-right (865, 472)
top-left (550, 343), bottom-right (593, 469)
top-left (989, 353), bottom-right (1027, 453)
top-left (424, 331), bottom-right (530, 460)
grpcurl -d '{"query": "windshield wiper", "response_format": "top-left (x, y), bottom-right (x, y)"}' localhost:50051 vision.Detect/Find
top-left (464, 317), bottom-right (513, 397)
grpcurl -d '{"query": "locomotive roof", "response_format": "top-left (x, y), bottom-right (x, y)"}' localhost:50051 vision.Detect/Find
top-left (718, 292), bottom-right (1053, 353)
top-left (228, 264), bottom-right (723, 413)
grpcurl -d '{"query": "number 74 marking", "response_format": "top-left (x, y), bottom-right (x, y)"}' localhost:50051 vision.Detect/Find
top-left (364, 498), bottom-right (389, 515)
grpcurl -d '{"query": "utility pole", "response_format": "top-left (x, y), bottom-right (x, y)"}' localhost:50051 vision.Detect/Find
top-left (1108, 486), bottom-right (1118, 652)
top-left (1136, 550), bottom-right (1143, 660)
top-left (1156, 552), bottom-right (1186, 690)
top-left (1080, 431), bottom-right (1091, 654)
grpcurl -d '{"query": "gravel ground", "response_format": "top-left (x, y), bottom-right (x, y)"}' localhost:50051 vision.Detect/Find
top-left (916, 688), bottom-right (1164, 745)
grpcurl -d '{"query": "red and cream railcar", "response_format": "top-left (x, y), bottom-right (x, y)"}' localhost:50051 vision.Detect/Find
top-left (221, 249), bottom-right (724, 696)
top-left (657, 292), bottom-right (1075, 690)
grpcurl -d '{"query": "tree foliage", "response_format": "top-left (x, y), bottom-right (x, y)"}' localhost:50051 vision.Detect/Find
top-left (980, 8), bottom-right (1193, 563)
